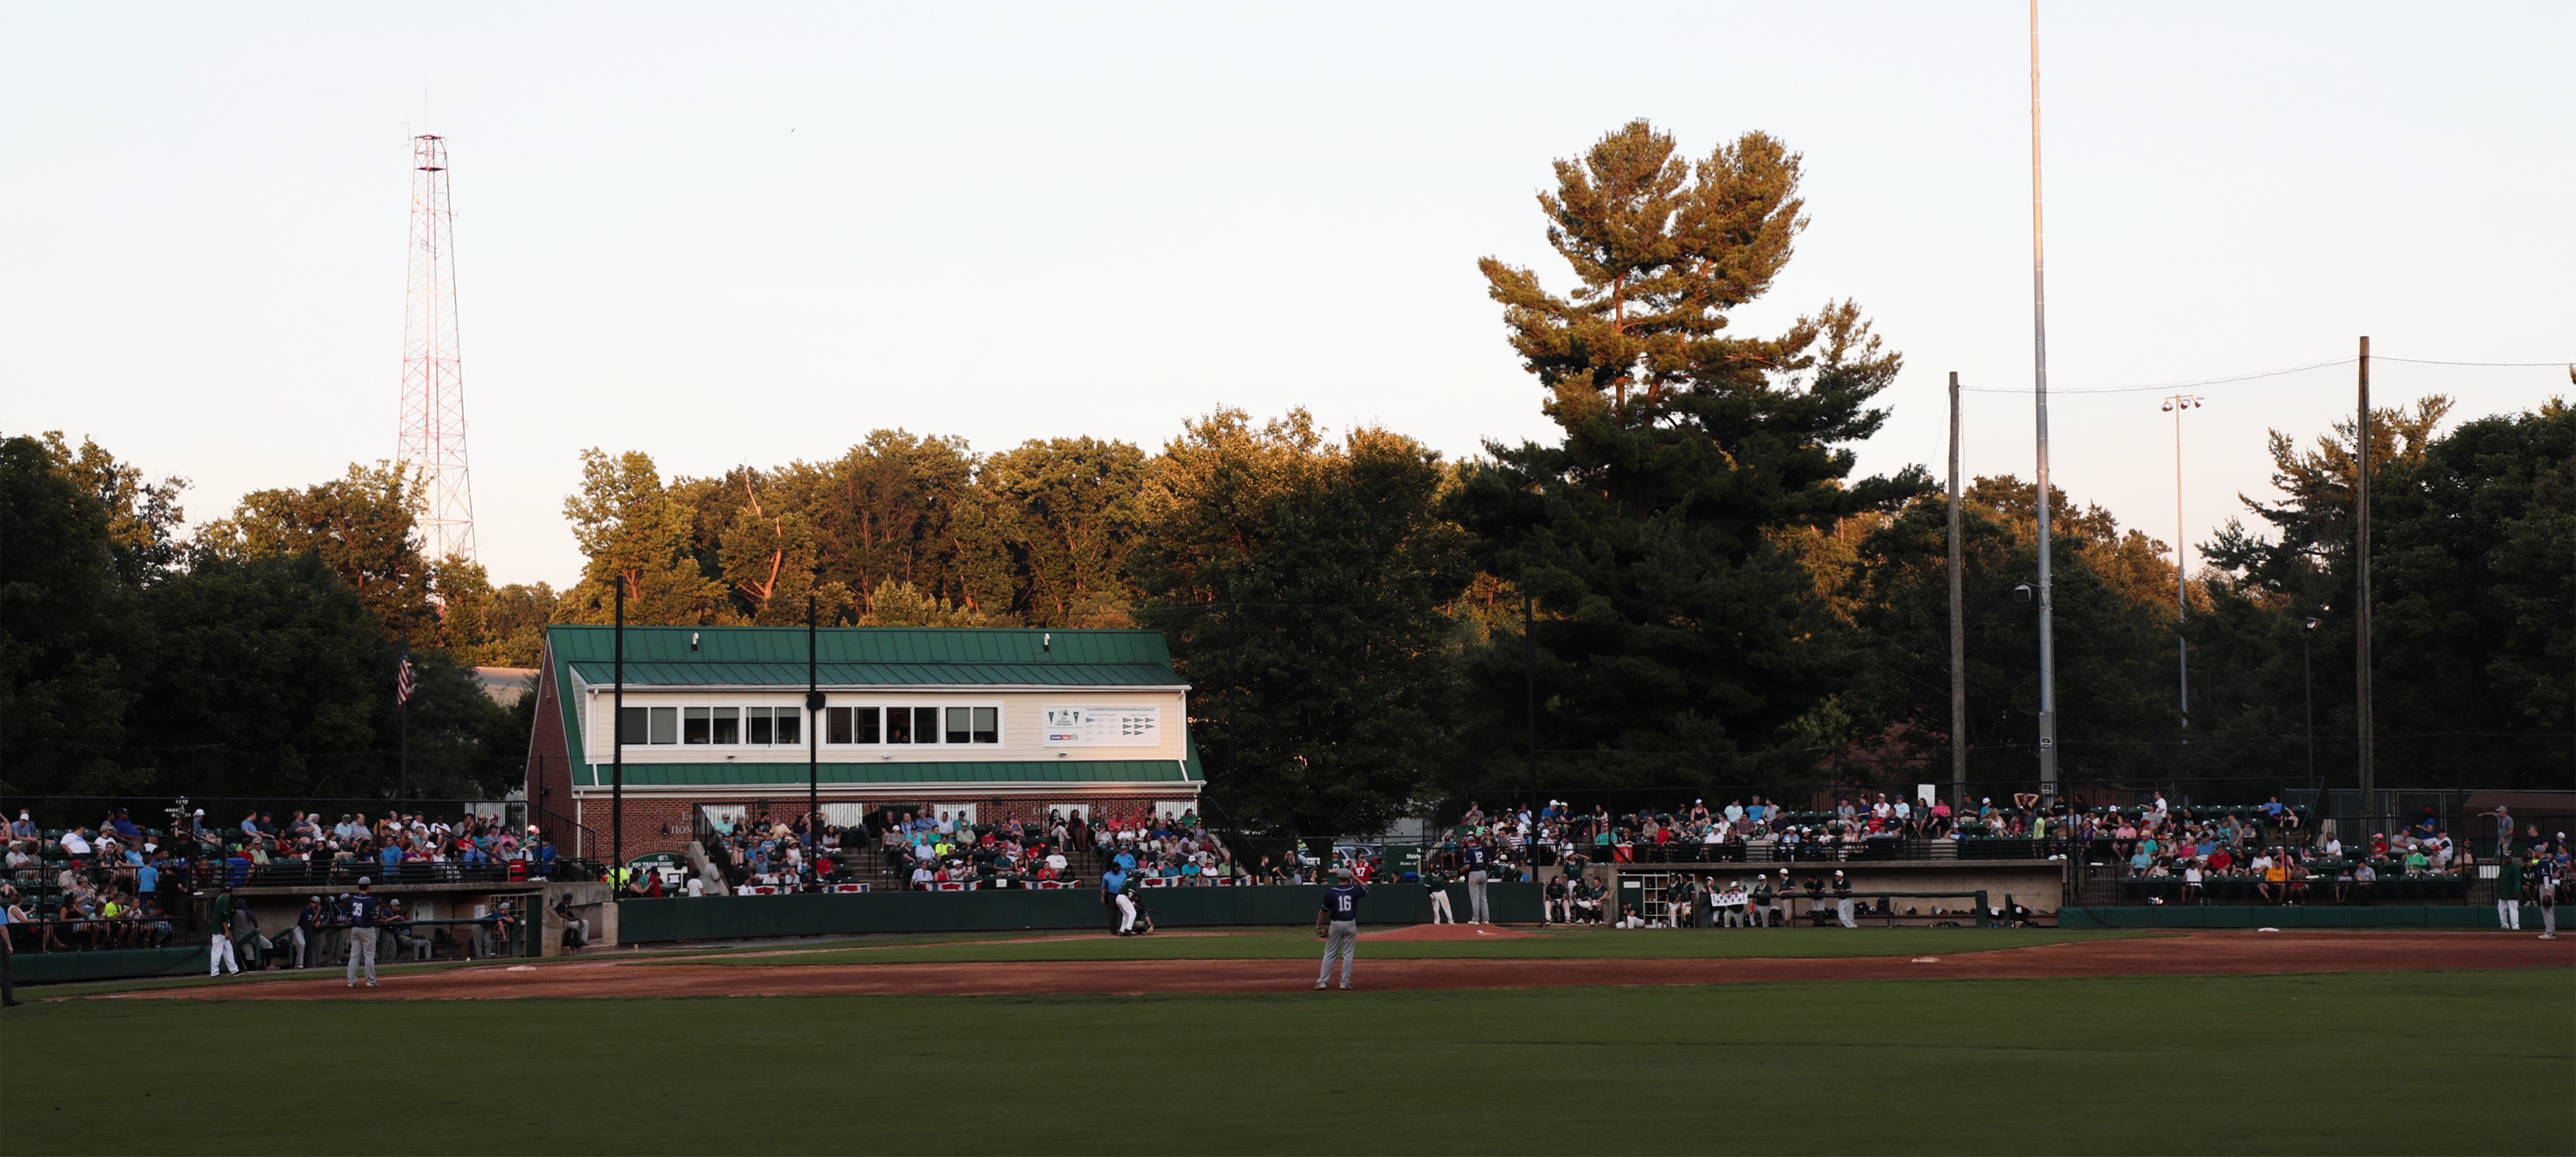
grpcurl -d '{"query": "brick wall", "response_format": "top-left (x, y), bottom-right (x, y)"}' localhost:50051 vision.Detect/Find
top-left (525, 659), bottom-right (578, 851)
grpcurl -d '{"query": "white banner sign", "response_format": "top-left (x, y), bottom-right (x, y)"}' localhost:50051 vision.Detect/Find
top-left (1042, 705), bottom-right (1161, 747)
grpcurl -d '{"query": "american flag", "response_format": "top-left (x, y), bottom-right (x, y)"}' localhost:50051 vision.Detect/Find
top-left (396, 649), bottom-right (415, 706)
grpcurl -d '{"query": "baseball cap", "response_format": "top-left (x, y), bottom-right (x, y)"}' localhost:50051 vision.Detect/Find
top-left (357, 876), bottom-right (372, 886)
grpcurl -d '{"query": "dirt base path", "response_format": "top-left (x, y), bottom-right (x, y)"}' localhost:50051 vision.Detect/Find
top-left (103, 930), bottom-right (2571, 1002)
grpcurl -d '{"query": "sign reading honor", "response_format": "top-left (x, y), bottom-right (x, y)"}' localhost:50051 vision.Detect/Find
top-left (1041, 705), bottom-right (1161, 747)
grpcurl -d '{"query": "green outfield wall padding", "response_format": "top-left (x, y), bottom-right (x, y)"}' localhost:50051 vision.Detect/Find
top-left (617, 882), bottom-right (1544, 943)
top-left (2055, 905), bottom-right (2543, 930)
top-left (16, 946), bottom-right (205, 985)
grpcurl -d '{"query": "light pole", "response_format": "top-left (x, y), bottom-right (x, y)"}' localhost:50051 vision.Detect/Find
top-left (2161, 394), bottom-right (2203, 728)
top-left (2301, 617), bottom-right (2321, 783)
top-left (2028, 0), bottom-right (2059, 803)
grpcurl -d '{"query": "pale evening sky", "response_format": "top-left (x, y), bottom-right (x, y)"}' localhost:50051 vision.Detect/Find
top-left (3, 2), bottom-right (2567, 588)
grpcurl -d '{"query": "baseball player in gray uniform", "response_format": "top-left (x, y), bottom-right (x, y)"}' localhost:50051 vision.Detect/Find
top-left (1315, 868), bottom-right (1366, 990)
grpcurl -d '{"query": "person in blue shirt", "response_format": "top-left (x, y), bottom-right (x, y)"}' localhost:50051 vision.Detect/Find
top-left (344, 877), bottom-right (383, 987)
top-left (1314, 868), bottom-right (1367, 990)
top-left (1101, 867), bottom-right (1136, 934)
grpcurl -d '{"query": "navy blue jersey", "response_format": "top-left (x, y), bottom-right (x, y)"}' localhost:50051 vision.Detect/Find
top-left (1464, 844), bottom-right (1491, 870)
top-left (346, 893), bottom-right (382, 928)
top-left (1321, 884), bottom-right (1367, 922)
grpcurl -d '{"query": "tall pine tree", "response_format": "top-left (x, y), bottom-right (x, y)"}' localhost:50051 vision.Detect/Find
top-left (1449, 121), bottom-right (1925, 797)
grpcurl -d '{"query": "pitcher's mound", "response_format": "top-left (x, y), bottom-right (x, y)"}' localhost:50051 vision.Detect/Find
top-left (1363, 923), bottom-right (1539, 941)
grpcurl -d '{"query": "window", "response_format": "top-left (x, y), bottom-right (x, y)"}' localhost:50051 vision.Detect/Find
top-left (946, 706), bottom-right (998, 744)
top-left (623, 704), bottom-right (833, 745)
top-left (619, 706), bottom-right (677, 745)
top-left (820, 704), bottom-right (997, 745)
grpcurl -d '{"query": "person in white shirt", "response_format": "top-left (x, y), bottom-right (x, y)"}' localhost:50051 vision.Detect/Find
top-left (2323, 835), bottom-right (2342, 858)
top-left (59, 829), bottom-right (92, 856)
top-left (685, 874), bottom-right (707, 898)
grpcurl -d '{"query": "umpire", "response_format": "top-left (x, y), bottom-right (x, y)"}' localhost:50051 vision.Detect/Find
top-left (2, 883), bottom-right (20, 1007)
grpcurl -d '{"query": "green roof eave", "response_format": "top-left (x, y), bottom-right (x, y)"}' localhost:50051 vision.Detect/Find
top-left (563, 661), bottom-right (1182, 688)
top-left (572, 759), bottom-right (1201, 787)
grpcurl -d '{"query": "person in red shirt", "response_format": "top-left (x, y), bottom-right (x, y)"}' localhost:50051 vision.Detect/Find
top-left (2208, 849), bottom-right (2234, 874)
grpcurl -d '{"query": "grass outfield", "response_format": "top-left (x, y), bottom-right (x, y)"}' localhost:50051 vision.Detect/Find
top-left (678, 925), bottom-right (2161, 966)
top-left (6, 971), bottom-right (2567, 1155)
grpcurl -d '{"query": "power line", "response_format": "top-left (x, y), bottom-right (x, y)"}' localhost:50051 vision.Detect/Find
top-left (2375, 357), bottom-right (2573, 368)
top-left (1961, 358), bottom-right (2352, 395)
top-left (1959, 353), bottom-right (2572, 395)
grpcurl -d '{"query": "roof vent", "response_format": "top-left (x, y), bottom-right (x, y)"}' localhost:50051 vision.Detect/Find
top-left (690, 631), bottom-right (701, 651)
top-left (1042, 631), bottom-right (1051, 653)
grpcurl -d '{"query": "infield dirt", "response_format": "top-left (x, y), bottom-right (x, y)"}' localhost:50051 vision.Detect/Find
top-left (93, 929), bottom-right (2569, 1001)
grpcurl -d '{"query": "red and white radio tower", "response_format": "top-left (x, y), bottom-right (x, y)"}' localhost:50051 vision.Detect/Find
top-left (395, 134), bottom-right (476, 564)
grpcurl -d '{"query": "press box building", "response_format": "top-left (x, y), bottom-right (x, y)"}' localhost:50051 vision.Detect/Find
top-left (523, 625), bottom-right (1203, 861)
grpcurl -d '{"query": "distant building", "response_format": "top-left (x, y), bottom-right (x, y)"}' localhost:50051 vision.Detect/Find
top-left (472, 666), bottom-right (540, 707)
top-left (521, 625), bottom-right (1202, 862)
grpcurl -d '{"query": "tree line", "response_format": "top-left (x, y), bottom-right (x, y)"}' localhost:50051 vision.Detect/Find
top-left (6, 121), bottom-right (2565, 831)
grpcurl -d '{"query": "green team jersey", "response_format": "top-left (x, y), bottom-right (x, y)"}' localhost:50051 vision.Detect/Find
top-left (1832, 877), bottom-right (1851, 893)
top-left (1753, 882), bottom-right (1773, 901)
top-left (2496, 859), bottom-right (2522, 894)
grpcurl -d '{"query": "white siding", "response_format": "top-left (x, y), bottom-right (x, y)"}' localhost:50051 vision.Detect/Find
top-left (580, 687), bottom-right (1186, 766)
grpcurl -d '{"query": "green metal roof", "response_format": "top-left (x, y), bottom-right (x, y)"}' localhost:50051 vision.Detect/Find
top-left (576, 758), bottom-right (1201, 788)
top-left (543, 625), bottom-right (1183, 772)
top-left (564, 661), bottom-right (1182, 688)
top-left (545, 625), bottom-right (1172, 666)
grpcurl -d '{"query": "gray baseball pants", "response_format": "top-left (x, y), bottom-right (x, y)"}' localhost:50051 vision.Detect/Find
top-left (346, 927), bottom-right (377, 982)
top-left (1318, 920), bottom-right (1358, 986)
top-left (1467, 870), bottom-right (1490, 923)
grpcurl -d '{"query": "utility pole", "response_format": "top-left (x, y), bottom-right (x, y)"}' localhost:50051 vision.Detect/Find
top-left (2028, 0), bottom-right (2060, 802)
top-left (2161, 395), bottom-right (2204, 727)
top-left (2302, 617), bottom-right (2320, 784)
top-left (1947, 372), bottom-right (1968, 811)
top-left (807, 593), bottom-right (820, 860)
top-left (2355, 336), bottom-right (2374, 827)
top-left (1525, 591), bottom-right (1539, 814)
top-left (612, 579), bottom-right (624, 874)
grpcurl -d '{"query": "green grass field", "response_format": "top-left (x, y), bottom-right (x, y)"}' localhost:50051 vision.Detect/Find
top-left (6, 968), bottom-right (2567, 1154)
top-left (677, 925), bottom-right (2160, 966)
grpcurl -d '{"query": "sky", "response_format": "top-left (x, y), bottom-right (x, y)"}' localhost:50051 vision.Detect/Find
top-left (5, 2), bottom-right (2568, 588)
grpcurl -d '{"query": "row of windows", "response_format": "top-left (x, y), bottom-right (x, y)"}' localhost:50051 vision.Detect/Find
top-left (614, 705), bottom-right (998, 747)
top-left (827, 706), bottom-right (999, 745)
